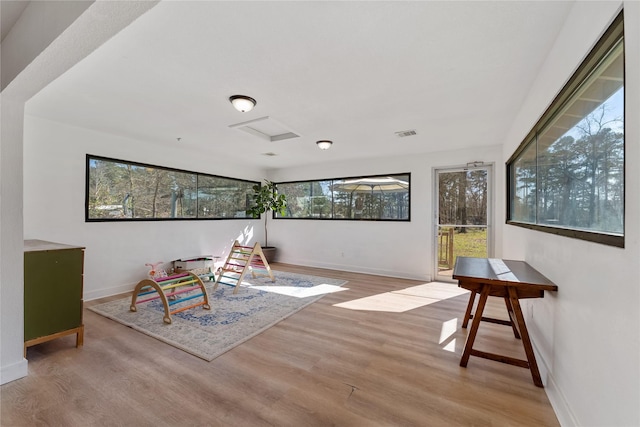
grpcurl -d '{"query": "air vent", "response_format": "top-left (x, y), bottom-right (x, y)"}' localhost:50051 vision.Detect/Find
top-left (262, 152), bottom-right (278, 156)
top-left (230, 116), bottom-right (300, 142)
top-left (395, 129), bottom-right (417, 138)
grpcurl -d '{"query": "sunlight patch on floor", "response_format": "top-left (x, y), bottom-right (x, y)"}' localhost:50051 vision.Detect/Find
top-left (333, 292), bottom-right (440, 312)
top-left (246, 284), bottom-right (349, 298)
top-left (333, 282), bottom-right (469, 313)
top-left (439, 318), bottom-right (459, 352)
top-left (395, 282), bottom-right (469, 299)
top-left (442, 339), bottom-right (457, 352)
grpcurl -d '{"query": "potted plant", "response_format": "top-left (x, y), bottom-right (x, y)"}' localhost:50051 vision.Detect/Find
top-left (246, 180), bottom-right (287, 263)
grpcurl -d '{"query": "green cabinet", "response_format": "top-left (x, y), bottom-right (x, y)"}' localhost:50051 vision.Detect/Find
top-left (24, 240), bottom-right (85, 353)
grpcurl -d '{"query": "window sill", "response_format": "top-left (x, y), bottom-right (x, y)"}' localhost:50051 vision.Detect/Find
top-left (505, 221), bottom-right (624, 248)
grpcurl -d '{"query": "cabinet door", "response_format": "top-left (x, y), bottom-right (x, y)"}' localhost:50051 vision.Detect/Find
top-left (24, 249), bottom-right (83, 341)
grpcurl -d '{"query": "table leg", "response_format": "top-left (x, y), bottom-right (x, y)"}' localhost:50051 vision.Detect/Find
top-left (460, 284), bottom-right (490, 367)
top-left (507, 287), bottom-right (544, 387)
top-left (503, 297), bottom-right (521, 339)
top-left (462, 290), bottom-right (476, 328)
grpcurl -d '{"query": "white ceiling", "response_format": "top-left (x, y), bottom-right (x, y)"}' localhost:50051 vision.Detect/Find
top-left (25, 1), bottom-right (574, 169)
top-left (0, 1), bottom-right (29, 42)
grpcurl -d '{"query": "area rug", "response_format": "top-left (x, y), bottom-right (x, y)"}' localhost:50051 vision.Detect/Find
top-left (89, 271), bottom-right (348, 361)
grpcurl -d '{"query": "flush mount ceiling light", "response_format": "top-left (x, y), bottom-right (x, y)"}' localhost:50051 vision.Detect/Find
top-left (316, 140), bottom-right (333, 150)
top-left (229, 95), bottom-right (256, 112)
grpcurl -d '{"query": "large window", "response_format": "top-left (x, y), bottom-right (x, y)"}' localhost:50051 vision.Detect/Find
top-left (276, 173), bottom-right (410, 221)
top-left (507, 12), bottom-right (624, 247)
top-left (86, 155), bottom-right (257, 221)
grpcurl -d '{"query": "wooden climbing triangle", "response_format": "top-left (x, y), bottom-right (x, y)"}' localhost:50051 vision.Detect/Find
top-left (213, 241), bottom-right (275, 294)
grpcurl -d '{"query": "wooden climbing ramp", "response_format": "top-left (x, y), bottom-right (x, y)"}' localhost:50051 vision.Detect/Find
top-left (130, 271), bottom-right (210, 324)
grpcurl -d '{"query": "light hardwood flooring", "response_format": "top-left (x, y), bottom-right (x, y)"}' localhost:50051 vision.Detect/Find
top-left (1, 264), bottom-right (559, 426)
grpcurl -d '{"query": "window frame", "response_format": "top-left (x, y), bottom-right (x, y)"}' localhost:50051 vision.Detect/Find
top-left (85, 154), bottom-right (259, 222)
top-left (275, 173), bottom-right (411, 222)
top-left (506, 11), bottom-right (625, 248)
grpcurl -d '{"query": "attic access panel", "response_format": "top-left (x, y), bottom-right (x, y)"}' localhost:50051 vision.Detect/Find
top-left (229, 116), bottom-right (300, 142)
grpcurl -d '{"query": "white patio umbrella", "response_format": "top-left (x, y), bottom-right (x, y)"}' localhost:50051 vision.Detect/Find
top-left (331, 177), bottom-right (409, 218)
top-left (331, 177), bottom-right (409, 194)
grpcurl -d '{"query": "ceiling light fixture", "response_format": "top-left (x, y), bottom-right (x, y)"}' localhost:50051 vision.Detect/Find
top-left (229, 95), bottom-right (256, 112)
top-left (316, 140), bottom-right (333, 150)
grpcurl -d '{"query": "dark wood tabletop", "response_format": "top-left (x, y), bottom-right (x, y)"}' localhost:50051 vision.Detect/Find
top-left (453, 256), bottom-right (558, 387)
top-left (453, 257), bottom-right (558, 295)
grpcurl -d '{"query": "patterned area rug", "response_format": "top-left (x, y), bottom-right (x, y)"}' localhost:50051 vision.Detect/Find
top-left (89, 271), bottom-right (348, 361)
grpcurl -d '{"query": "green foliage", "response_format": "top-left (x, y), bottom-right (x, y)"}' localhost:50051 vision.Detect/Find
top-left (246, 180), bottom-right (287, 218)
top-left (452, 228), bottom-right (487, 261)
top-left (246, 180), bottom-right (287, 247)
top-left (438, 227), bottom-right (487, 270)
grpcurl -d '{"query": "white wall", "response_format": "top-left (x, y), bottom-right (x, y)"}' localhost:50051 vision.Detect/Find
top-left (0, 95), bottom-right (28, 384)
top-left (268, 144), bottom-right (504, 280)
top-left (502, 2), bottom-right (639, 426)
top-left (24, 115), bottom-right (502, 296)
top-left (0, 0), bottom-right (157, 385)
top-left (23, 116), bottom-right (267, 300)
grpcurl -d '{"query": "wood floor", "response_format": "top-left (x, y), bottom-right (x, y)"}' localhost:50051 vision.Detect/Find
top-left (1, 264), bottom-right (559, 426)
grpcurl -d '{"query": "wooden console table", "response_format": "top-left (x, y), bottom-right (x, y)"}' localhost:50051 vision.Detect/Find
top-left (453, 257), bottom-right (557, 387)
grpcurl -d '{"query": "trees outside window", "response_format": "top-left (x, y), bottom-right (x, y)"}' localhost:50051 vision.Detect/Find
top-left (276, 174), bottom-right (410, 221)
top-left (86, 155), bottom-right (257, 221)
top-left (507, 13), bottom-right (624, 247)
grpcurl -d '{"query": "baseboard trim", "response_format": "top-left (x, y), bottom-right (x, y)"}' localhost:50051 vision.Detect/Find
top-left (532, 338), bottom-right (578, 426)
top-left (276, 258), bottom-right (431, 282)
top-left (84, 282), bottom-right (136, 301)
top-left (0, 358), bottom-right (28, 385)
top-left (84, 261), bottom-right (432, 302)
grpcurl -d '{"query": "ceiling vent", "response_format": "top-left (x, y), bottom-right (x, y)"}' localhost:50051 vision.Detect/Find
top-left (395, 129), bottom-right (417, 138)
top-left (229, 116), bottom-right (300, 142)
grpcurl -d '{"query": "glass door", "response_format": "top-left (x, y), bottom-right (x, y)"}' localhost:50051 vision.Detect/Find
top-left (435, 165), bottom-right (492, 281)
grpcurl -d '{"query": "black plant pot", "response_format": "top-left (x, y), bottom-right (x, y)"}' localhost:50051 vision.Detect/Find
top-left (262, 246), bottom-right (277, 264)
